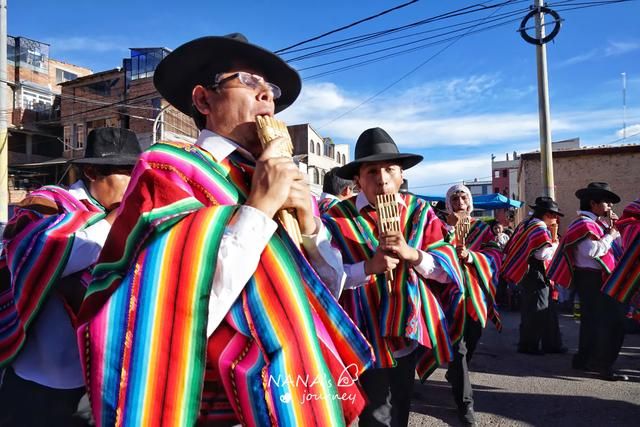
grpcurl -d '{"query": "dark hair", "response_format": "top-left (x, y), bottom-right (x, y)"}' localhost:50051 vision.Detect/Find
top-left (323, 167), bottom-right (353, 196)
top-left (489, 219), bottom-right (500, 228)
top-left (579, 197), bottom-right (607, 211)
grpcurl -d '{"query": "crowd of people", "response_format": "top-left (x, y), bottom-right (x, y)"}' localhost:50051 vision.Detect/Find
top-left (0, 33), bottom-right (638, 427)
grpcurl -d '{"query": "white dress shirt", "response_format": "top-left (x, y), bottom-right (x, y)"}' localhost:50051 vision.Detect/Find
top-left (195, 130), bottom-right (345, 337)
top-left (343, 192), bottom-right (449, 289)
top-left (573, 210), bottom-right (620, 269)
top-left (13, 181), bottom-right (109, 389)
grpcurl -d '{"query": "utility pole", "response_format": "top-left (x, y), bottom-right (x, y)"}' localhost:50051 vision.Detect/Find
top-left (0, 0), bottom-right (8, 224)
top-left (622, 72), bottom-right (627, 140)
top-left (533, 0), bottom-right (555, 199)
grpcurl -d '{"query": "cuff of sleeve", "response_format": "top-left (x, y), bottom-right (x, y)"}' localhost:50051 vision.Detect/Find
top-left (82, 219), bottom-right (112, 247)
top-left (344, 261), bottom-right (369, 289)
top-left (301, 217), bottom-right (323, 248)
top-left (229, 205), bottom-right (278, 242)
top-left (414, 250), bottom-right (436, 277)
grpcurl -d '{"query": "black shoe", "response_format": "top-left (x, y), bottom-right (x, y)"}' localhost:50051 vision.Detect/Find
top-left (544, 346), bottom-right (568, 354)
top-left (518, 347), bottom-right (544, 355)
top-left (600, 371), bottom-right (629, 382)
top-left (457, 407), bottom-right (476, 426)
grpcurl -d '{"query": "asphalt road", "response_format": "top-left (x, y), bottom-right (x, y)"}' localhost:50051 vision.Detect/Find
top-left (407, 310), bottom-right (640, 426)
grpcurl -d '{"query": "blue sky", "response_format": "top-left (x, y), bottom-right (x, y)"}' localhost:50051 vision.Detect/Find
top-left (10, 0), bottom-right (640, 195)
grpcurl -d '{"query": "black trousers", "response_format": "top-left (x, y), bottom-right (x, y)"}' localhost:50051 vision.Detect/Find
top-left (358, 351), bottom-right (418, 427)
top-left (543, 297), bottom-right (564, 352)
top-left (0, 367), bottom-right (86, 427)
top-left (573, 269), bottom-right (626, 372)
top-left (519, 274), bottom-right (549, 352)
top-left (446, 319), bottom-right (482, 415)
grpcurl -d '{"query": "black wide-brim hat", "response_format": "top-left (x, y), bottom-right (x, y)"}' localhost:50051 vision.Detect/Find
top-left (336, 127), bottom-right (423, 179)
top-left (71, 127), bottom-right (142, 166)
top-left (575, 182), bottom-right (621, 204)
top-left (529, 196), bottom-right (564, 216)
top-left (153, 33), bottom-right (301, 115)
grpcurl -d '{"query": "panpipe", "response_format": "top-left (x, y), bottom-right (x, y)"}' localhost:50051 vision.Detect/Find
top-left (607, 209), bottom-right (616, 229)
top-left (454, 212), bottom-right (471, 246)
top-left (549, 222), bottom-right (558, 242)
top-left (256, 115), bottom-right (303, 247)
top-left (376, 194), bottom-right (401, 293)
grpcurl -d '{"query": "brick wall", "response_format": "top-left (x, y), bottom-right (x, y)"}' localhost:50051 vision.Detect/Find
top-left (518, 146), bottom-right (640, 234)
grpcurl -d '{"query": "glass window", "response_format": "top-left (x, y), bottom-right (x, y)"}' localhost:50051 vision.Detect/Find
top-left (502, 170), bottom-right (507, 178)
top-left (342, 154), bottom-right (346, 164)
top-left (494, 170), bottom-right (500, 178)
top-left (310, 141), bottom-right (314, 154)
top-left (316, 142), bottom-right (321, 155)
top-left (56, 68), bottom-right (78, 84)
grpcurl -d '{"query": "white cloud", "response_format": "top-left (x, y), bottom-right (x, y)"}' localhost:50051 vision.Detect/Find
top-left (559, 40), bottom-right (640, 67)
top-left (615, 123), bottom-right (640, 139)
top-left (404, 156), bottom-right (492, 196)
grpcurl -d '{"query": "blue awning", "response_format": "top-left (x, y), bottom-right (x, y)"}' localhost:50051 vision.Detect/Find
top-left (417, 193), bottom-right (523, 210)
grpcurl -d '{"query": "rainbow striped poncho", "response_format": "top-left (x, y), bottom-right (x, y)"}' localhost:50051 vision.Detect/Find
top-left (602, 200), bottom-right (640, 309)
top-left (322, 194), bottom-right (465, 380)
top-left (0, 185), bottom-right (104, 366)
top-left (318, 196), bottom-right (341, 214)
top-left (445, 220), bottom-right (502, 332)
top-left (548, 214), bottom-right (617, 289)
top-left (501, 217), bottom-right (553, 286)
top-left (77, 141), bottom-right (374, 427)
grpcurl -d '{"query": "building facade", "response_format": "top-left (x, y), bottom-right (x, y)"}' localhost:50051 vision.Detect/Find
top-left (288, 124), bottom-right (350, 196)
top-left (516, 144), bottom-right (640, 235)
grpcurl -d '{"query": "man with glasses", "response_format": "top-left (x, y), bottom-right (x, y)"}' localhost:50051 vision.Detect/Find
top-left (0, 128), bottom-right (141, 426)
top-left (77, 34), bottom-right (373, 426)
top-left (548, 182), bottom-right (627, 381)
top-left (501, 196), bottom-right (566, 356)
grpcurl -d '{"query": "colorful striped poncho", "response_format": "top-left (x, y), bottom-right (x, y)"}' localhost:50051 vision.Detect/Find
top-left (501, 217), bottom-right (552, 285)
top-left (77, 141), bottom-right (374, 427)
top-left (322, 194), bottom-right (465, 380)
top-left (445, 220), bottom-right (502, 332)
top-left (0, 185), bottom-right (104, 366)
top-left (548, 214), bottom-right (617, 289)
top-left (602, 199), bottom-right (640, 306)
top-left (318, 196), bottom-right (341, 214)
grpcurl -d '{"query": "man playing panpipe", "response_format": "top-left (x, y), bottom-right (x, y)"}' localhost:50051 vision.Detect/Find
top-left (602, 196), bottom-right (640, 325)
top-left (322, 127), bottom-right (465, 427)
top-left (0, 128), bottom-right (142, 426)
top-left (76, 33), bottom-right (374, 426)
top-left (441, 184), bottom-right (502, 426)
top-left (502, 196), bottom-right (566, 356)
top-left (549, 182), bottom-right (627, 381)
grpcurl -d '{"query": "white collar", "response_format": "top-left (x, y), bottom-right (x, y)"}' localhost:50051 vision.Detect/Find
top-left (68, 180), bottom-right (91, 201)
top-left (320, 192), bottom-right (340, 202)
top-left (194, 129), bottom-right (254, 162)
top-left (355, 191), bottom-right (406, 212)
top-left (577, 210), bottom-right (598, 221)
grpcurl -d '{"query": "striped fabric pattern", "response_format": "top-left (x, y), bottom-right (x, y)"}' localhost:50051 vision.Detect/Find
top-left (602, 200), bottom-right (640, 304)
top-left (548, 215), bottom-right (616, 289)
top-left (501, 218), bottom-right (552, 285)
top-left (0, 185), bottom-right (104, 366)
top-left (322, 194), bottom-right (464, 380)
top-left (318, 197), bottom-right (340, 214)
top-left (79, 141), bottom-right (373, 427)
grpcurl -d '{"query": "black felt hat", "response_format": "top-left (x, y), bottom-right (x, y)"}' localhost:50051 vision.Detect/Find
top-left (575, 182), bottom-right (621, 204)
top-left (72, 127), bottom-right (142, 166)
top-left (153, 33), bottom-right (301, 115)
top-left (336, 128), bottom-right (423, 179)
top-left (529, 196), bottom-right (564, 216)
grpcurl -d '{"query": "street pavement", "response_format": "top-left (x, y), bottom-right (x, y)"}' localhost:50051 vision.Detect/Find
top-left (408, 310), bottom-right (640, 426)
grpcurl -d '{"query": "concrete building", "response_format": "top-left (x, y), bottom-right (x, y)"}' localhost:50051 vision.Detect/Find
top-left (60, 47), bottom-right (198, 161)
top-left (516, 143), bottom-right (640, 234)
top-left (288, 124), bottom-right (349, 196)
top-left (492, 138), bottom-right (581, 226)
top-left (5, 36), bottom-right (93, 203)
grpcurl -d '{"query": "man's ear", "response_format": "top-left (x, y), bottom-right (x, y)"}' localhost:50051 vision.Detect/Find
top-left (192, 85), bottom-right (212, 116)
top-left (83, 165), bottom-right (97, 182)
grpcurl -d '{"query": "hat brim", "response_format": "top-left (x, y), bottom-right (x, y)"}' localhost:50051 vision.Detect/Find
top-left (528, 205), bottom-right (565, 217)
top-left (335, 153), bottom-right (423, 179)
top-left (154, 36), bottom-right (301, 115)
top-left (575, 188), bottom-right (621, 204)
top-left (71, 156), bottom-right (139, 166)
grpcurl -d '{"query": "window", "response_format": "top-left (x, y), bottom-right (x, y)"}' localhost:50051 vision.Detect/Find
top-left (310, 167), bottom-right (319, 184)
top-left (75, 124), bottom-right (85, 150)
top-left (56, 68), bottom-right (78, 84)
top-left (502, 170), bottom-right (507, 178)
top-left (63, 126), bottom-right (72, 152)
top-left (310, 141), bottom-right (314, 154)
top-left (129, 49), bottom-right (169, 80)
top-left (494, 170), bottom-right (500, 178)
top-left (342, 154), bottom-right (346, 164)
top-left (316, 142), bottom-right (321, 155)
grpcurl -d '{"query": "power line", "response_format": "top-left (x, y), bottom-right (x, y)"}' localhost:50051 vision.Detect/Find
top-left (317, 0), bottom-right (518, 129)
top-left (275, 0), bottom-right (420, 54)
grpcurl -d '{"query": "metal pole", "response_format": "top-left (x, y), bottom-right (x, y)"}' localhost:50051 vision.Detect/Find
top-left (622, 72), bottom-right (627, 140)
top-left (0, 0), bottom-right (8, 223)
top-left (534, 0), bottom-right (555, 199)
